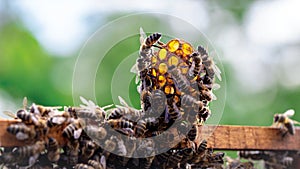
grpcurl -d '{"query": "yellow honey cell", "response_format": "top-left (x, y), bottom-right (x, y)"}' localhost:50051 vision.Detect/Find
top-left (179, 62), bottom-right (189, 74)
top-left (168, 55), bottom-right (179, 67)
top-left (158, 49), bottom-right (167, 60)
top-left (158, 75), bottom-right (167, 87)
top-left (164, 85), bottom-right (175, 94)
top-left (151, 68), bottom-right (157, 77)
top-left (176, 49), bottom-right (184, 55)
top-left (151, 55), bottom-right (157, 65)
top-left (167, 39), bottom-right (180, 52)
top-left (182, 43), bottom-right (193, 55)
top-left (158, 63), bottom-right (168, 75)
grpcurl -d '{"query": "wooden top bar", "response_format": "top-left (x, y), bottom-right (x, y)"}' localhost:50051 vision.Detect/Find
top-left (0, 119), bottom-right (299, 150)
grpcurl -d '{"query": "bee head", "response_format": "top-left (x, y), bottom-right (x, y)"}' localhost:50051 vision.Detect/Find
top-left (273, 114), bottom-right (280, 122)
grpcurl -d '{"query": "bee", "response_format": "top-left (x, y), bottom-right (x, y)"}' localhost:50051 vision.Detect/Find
top-left (273, 109), bottom-right (300, 136)
top-left (197, 107), bottom-right (211, 124)
top-left (135, 119), bottom-right (147, 137)
top-left (139, 28), bottom-right (162, 64)
top-left (151, 89), bottom-right (167, 116)
top-left (80, 140), bottom-right (97, 161)
top-left (62, 119), bottom-right (84, 140)
top-left (166, 149), bottom-right (183, 168)
top-left (226, 156), bottom-right (254, 169)
top-left (187, 124), bottom-right (197, 141)
top-left (166, 99), bottom-right (182, 122)
top-left (107, 118), bottom-right (134, 131)
top-left (7, 123), bottom-right (36, 140)
top-left (85, 126), bottom-right (107, 140)
top-left (181, 94), bottom-right (204, 114)
top-left (107, 96), bottom-right (143, 121)
top-left (188, 52), bottom-right (202, 80)
top-left (145, 117), bottom-right (159, 131)
top-left (88, 159), bottom-right (105, 169)
top-left (189, 140), bottom-right (207, 164)
top-left (29, 103), bottom-right (62, 117)
top-left (141, 90), bottom-right (152, 112)
top-left (79, 96), bottom-right (111, 120)
top-left (47, 137), bottom-right (60, 162)
top-left (198, 45), bottom-right (221, 81)
top-left (67, 140), bottom-right (80, 165)
top-left (47, 111), bottom-right (71, 128)
top-left (169, 65), bottom-right (191, 94)
top-left (12, 140), bottom-right (45, 158)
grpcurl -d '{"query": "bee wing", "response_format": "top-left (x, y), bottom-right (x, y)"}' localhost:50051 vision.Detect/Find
top-left (212, 92), bottom-right (217, 100)
top-left (100, 155), bottom-right (106, 169)
top-left (74, 128), bottom-right (83, 139)
top-left (213, 64), bottom-right (222, 81)
top-left (3, 111), bottom-right (17, 119)
top-left (79, 96), bottom-right (89, 106)
top-left (130, 63), bottom-right (138, 73)
top-left (140, 27), bottom-right (146, 45)
top-left (292, 120), bottom-right (300, 125)
top-left (213, 83), bottom-right (221, 90)
top-left (52, 116), bottom-right (67, 125)
top-left (16, 132), bottom-right (29, 140)
top-left (284, 109), bottom-right (295, 117)
top-left (102, 104), bottom-right (114, 110)
top-left (22, 97), bottom-right (28, 109)
top-left (118, 96), bottom-right (129, 107)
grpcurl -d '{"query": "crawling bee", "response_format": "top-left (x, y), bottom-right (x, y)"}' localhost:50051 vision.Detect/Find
top-left (273, 109), bottom-right (300, 135)
top-left (12, 140), bottom-right (45, 158)
top-left (62, 119), bottom-right (84, 139)
top-left (30, 103), bottom-right (62, 117)
top-left (188, 52), bottom-right (202, 80)
top-left (7, 123), bottom-right (36, 140)
top-left (151, 89), bottom-right (167, 116)
top-left (80, 140), bottom-right (97, 161)
top-left (198, 45), bottom-right (221, 81)
top-left (135, 119), bottom-right (147, 137)
top-left (85, 126), bottom-right (107, 140)
top-left (107, 96), bottom-right (143, 121)
top-left (47, 137), bottom-right (60, 162)
top-left (181, 94), bottom-right (204, 113)
top-left (187, 124), bottom-right (197, 141)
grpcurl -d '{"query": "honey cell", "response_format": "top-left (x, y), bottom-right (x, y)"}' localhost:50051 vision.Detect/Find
top-left (168, 55), bottom-right (179, 67)
top-left (182, 43), bottom-right (193, 55)
top-left (158, 63), bottom-right (168, 75)
top-left (158, 49), bottom-right (167, 61)
top-left (167, 39), bottom-right (180, 52)
top-left (164, 85), bottom-right (175, 95)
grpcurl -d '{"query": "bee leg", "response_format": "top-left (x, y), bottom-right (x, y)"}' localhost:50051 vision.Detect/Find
top-left (281, 130), bottom-right (289, 138)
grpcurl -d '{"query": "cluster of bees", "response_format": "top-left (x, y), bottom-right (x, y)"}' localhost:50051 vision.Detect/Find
top-left (0, 28), bottom-right (224, 169)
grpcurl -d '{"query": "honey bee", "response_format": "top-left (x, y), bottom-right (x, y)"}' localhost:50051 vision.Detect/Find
top-left (187, 124), bottom-right (197, 141)
top-left (198, 45), bottom-right (221, 81)
top-left (107, 118), bottom-right (134, 131)
top-left (88, 159), bottom-right (105, 169)
top-left (135, 119), bottom-right (147, 137)
top-left (166, 100), bottom-right (182, 123)
top-left (225, 156), bottom-right (254, 169)
top-left (85, 126), bottom-right (107, 140)
top-left (30, 103), bottom-right (62, 117)
top-left (7, 123), bottom-right (36, 140)
top-left (189, 140), bottom-right (207, 164)
top-left (67, 140), bottom-right (80, 165)
top-left (168, 65), bottom-right (191, 93)
top-left (107, 96), bottom-right (143, 121)
top-left (141, 90), bottom-right (152, 112)
top-left (181, 94), bottom-right (203, 113)
top-left (12, 140), bottom-right (45, 158)
top-left (166, 149), bottom-right (183, 168)
top-left (62, 119), bottom-right (84, 140)
top-left (273, 109), bottom-right (300, 136)
top-left (47, 137), bottom-right (60, 162)
top-left (188, 52), bottom-right (202, 80)
top-left (79, 96), bottom-right (111, 120)
top-left (151, 89), bottom-right (167, 116)
top-left (80, 140), bottom-right (97, 161)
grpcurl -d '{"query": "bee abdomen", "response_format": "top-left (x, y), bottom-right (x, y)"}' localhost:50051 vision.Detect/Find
top-left (145, 33), bottom-right (161, 47)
